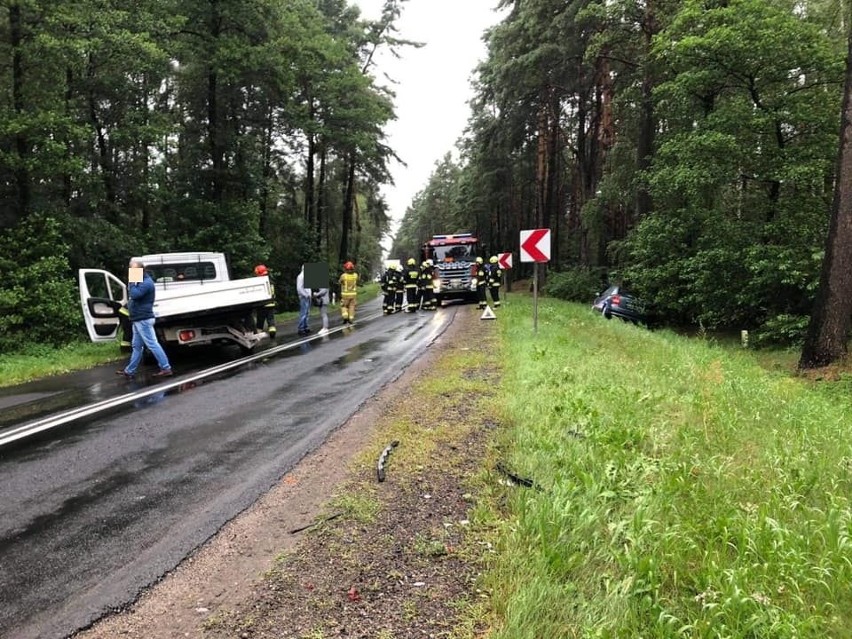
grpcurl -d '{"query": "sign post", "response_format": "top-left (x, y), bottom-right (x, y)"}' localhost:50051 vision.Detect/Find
top-left (519, 229), bottom-right (551, 333)
top-left (497, 252), bottom-right (512, 296)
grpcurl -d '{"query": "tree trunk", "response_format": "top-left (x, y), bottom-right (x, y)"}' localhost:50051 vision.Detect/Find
top-left (316, 143), bottom-right (327, 256)
top-left (535, 92), bottom-right (552, 291)
top-left (546, 98), bottom-right (560, 266)
top-left (799, 31), bottom-right (852, 369)
top-left (207, 0), bottom-right (223, 203)
top-left (353, 191), bottom-right (362, 264)
top-left (535, 91), bottom-right (549, 230)
top-left (88, 56), bottom-right (117, 215)
top-left (9, 1), bottom-right (29, 224)
top-left (636, 0), bottom-right (657, 221)
top-left (304, 96), bottom-right (315, 224)
top-left (63, 67), bottom-right (74, 208)
top-left (140, 73), bottom-right (152, 232)
top-left (339, 151), bottom-right (356, 263)
top-left (207, 68), bottom-right (223, 202)
top-left (573, 86), bottom-right (594, 266)
top-left (259, 105), bottom-right (274, 236)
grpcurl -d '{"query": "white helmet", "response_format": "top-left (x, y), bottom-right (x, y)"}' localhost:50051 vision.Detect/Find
top-left (426, 259), bottom-right (433, 267)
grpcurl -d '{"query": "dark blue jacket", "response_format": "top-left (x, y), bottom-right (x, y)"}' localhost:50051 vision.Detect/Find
top-left (128, 273), bottom-right (156, 321)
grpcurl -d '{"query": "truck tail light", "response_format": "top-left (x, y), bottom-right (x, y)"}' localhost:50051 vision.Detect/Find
top-left (179, 329), bottom-right (196, 342)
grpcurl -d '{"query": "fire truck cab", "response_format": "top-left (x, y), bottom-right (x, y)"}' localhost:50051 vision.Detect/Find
top-left (421, 233), bottom-right (480, 306)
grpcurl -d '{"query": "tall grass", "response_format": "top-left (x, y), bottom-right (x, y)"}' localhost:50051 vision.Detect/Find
top-left (0, 341), bottom-right (121, 387)
top-left (486, 296), bottom-right (852, 638)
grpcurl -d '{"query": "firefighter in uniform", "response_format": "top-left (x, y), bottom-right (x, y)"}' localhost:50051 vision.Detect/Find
top-left (420, 260), bottom-right (435, 310)
top-left (253, 264), bottom-right (277, 338)
top-left (404, 258), bottom-right (420, 312)
top-left (474, 256), bottom-right (488, 309)
top-left (393, 263), bottom-right (405, 312)
top-left (380, 262), bottom-right (396, 314)
top-left (338, 261), bottom-right (358, 324)
top-left (486, 256), bottom-right (503, 307)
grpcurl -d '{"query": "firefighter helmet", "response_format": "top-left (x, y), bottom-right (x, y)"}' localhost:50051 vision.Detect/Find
top-left (426, 259), bottom-right (433, 267)
top-left (407, 258), bottom-right (416, 266)
top-left (254, 264), bottom-right (269, 276)
top-left (490, 256), bottom-right (498, 264)
top-left (476, 256), bottom-right (483, 264)
top-left (396, 263), bottom-right (404, 271)
top-left (344, 261), bottom-right (355, 271)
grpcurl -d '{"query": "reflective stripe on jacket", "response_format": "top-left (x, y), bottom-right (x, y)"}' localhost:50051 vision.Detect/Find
top-left (486, 266), bottom-right (503, 286)
top-left (263, 281), bottom-right (276, 307)
top-left (339, 272), bottom-right (358, 298)
top-left (405, 269), bottom-right (420, 288)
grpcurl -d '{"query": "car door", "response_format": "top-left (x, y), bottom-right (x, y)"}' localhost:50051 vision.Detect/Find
top-left (78, 269), bottom-right (128, 342)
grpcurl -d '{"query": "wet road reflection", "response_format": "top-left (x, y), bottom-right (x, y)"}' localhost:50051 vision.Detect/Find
top-left (0, 303), bottom-right (457, 639)
top-left (0, 310), bottom-right (362, 442)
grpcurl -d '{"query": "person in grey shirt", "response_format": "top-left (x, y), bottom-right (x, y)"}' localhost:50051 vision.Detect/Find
top-left (296, 265), bottom-right (312, 336)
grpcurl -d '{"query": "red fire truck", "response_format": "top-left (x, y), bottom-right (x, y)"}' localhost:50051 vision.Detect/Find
top-left (421, 233), bottom-right (480, 306)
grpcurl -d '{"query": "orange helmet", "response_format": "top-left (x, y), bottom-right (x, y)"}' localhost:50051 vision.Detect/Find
top-left (254, 264), bottom-right (268, 276)
top-left (344, 261), bottom-right (355, 271)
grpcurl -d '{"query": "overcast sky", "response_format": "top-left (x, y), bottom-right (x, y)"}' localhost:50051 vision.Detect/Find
top-left (352, 0), bottom-right (505, 247)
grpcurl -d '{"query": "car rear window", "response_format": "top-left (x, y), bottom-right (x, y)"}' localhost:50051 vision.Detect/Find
top-left (147, 262), bottom-right (217, 282)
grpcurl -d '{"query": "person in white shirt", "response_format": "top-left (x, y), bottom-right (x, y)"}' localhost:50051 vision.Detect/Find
top-left (296, 265), bottom-right (312, 336)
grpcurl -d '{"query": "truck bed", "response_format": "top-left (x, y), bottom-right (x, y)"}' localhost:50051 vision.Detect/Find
top-left (152, 276), bottom-right (272, 321)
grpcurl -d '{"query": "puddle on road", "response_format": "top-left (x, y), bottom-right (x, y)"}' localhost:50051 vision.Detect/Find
top-left (312, 338), bottom-right (384, 373)
top-left (0, 391), bottom-right (74, 426)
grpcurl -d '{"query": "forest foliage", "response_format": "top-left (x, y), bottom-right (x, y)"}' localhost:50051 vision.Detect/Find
top-left (391, 0), bottom-right (848, 346)
top-left (0, 0), bottom-right (414, 350)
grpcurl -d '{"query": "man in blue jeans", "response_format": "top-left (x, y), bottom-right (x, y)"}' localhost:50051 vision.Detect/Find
top-left (296, 264), bottom-right (312, 336)
top-left (117, 260), bottom-right (173, 378)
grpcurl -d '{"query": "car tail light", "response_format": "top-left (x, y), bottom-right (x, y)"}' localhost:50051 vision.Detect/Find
top-left (179, 329), bottom-right (196, 342)
top-left (611, 295), bottom-right (621, 306)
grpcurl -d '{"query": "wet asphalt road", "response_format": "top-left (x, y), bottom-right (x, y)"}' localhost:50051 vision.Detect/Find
top-left (0, 302), bottom-right (457, 639)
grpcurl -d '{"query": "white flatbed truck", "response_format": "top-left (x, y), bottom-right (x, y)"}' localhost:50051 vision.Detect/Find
top-left (78, 252), bottom-right (273, 352)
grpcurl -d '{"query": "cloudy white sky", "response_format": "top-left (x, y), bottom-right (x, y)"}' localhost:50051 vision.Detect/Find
top-left (352, 0), bottom-right (505, 246)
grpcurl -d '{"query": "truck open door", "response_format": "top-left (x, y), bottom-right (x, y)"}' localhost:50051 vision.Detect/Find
top-left (78, 269), bottom-right (128, 342)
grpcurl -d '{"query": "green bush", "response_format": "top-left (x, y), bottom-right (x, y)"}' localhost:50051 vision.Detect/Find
top-left (545, 267), bottom-right (606, 302)
top-left (0, 215), bottom-right (83, 351)
top-left (754, 314), bottom-right (810, 348)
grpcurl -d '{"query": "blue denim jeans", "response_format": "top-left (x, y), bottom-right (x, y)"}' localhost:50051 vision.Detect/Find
top-left (298, 295), bottom-right (311, 333)
top-left (125, 318), bottom-right (171, 374)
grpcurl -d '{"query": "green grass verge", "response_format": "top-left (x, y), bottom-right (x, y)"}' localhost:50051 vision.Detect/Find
top-left (485, 295), bottom-right (852, 638)
top-left (0, 341), bottom-right (122, 388)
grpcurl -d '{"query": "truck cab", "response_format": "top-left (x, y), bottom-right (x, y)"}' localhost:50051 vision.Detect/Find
top-left (421, 233), bottom-right (479, 306)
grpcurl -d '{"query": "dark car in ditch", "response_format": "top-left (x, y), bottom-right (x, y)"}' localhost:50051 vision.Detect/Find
top-left (592, 285), bottom-right (649, 325)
